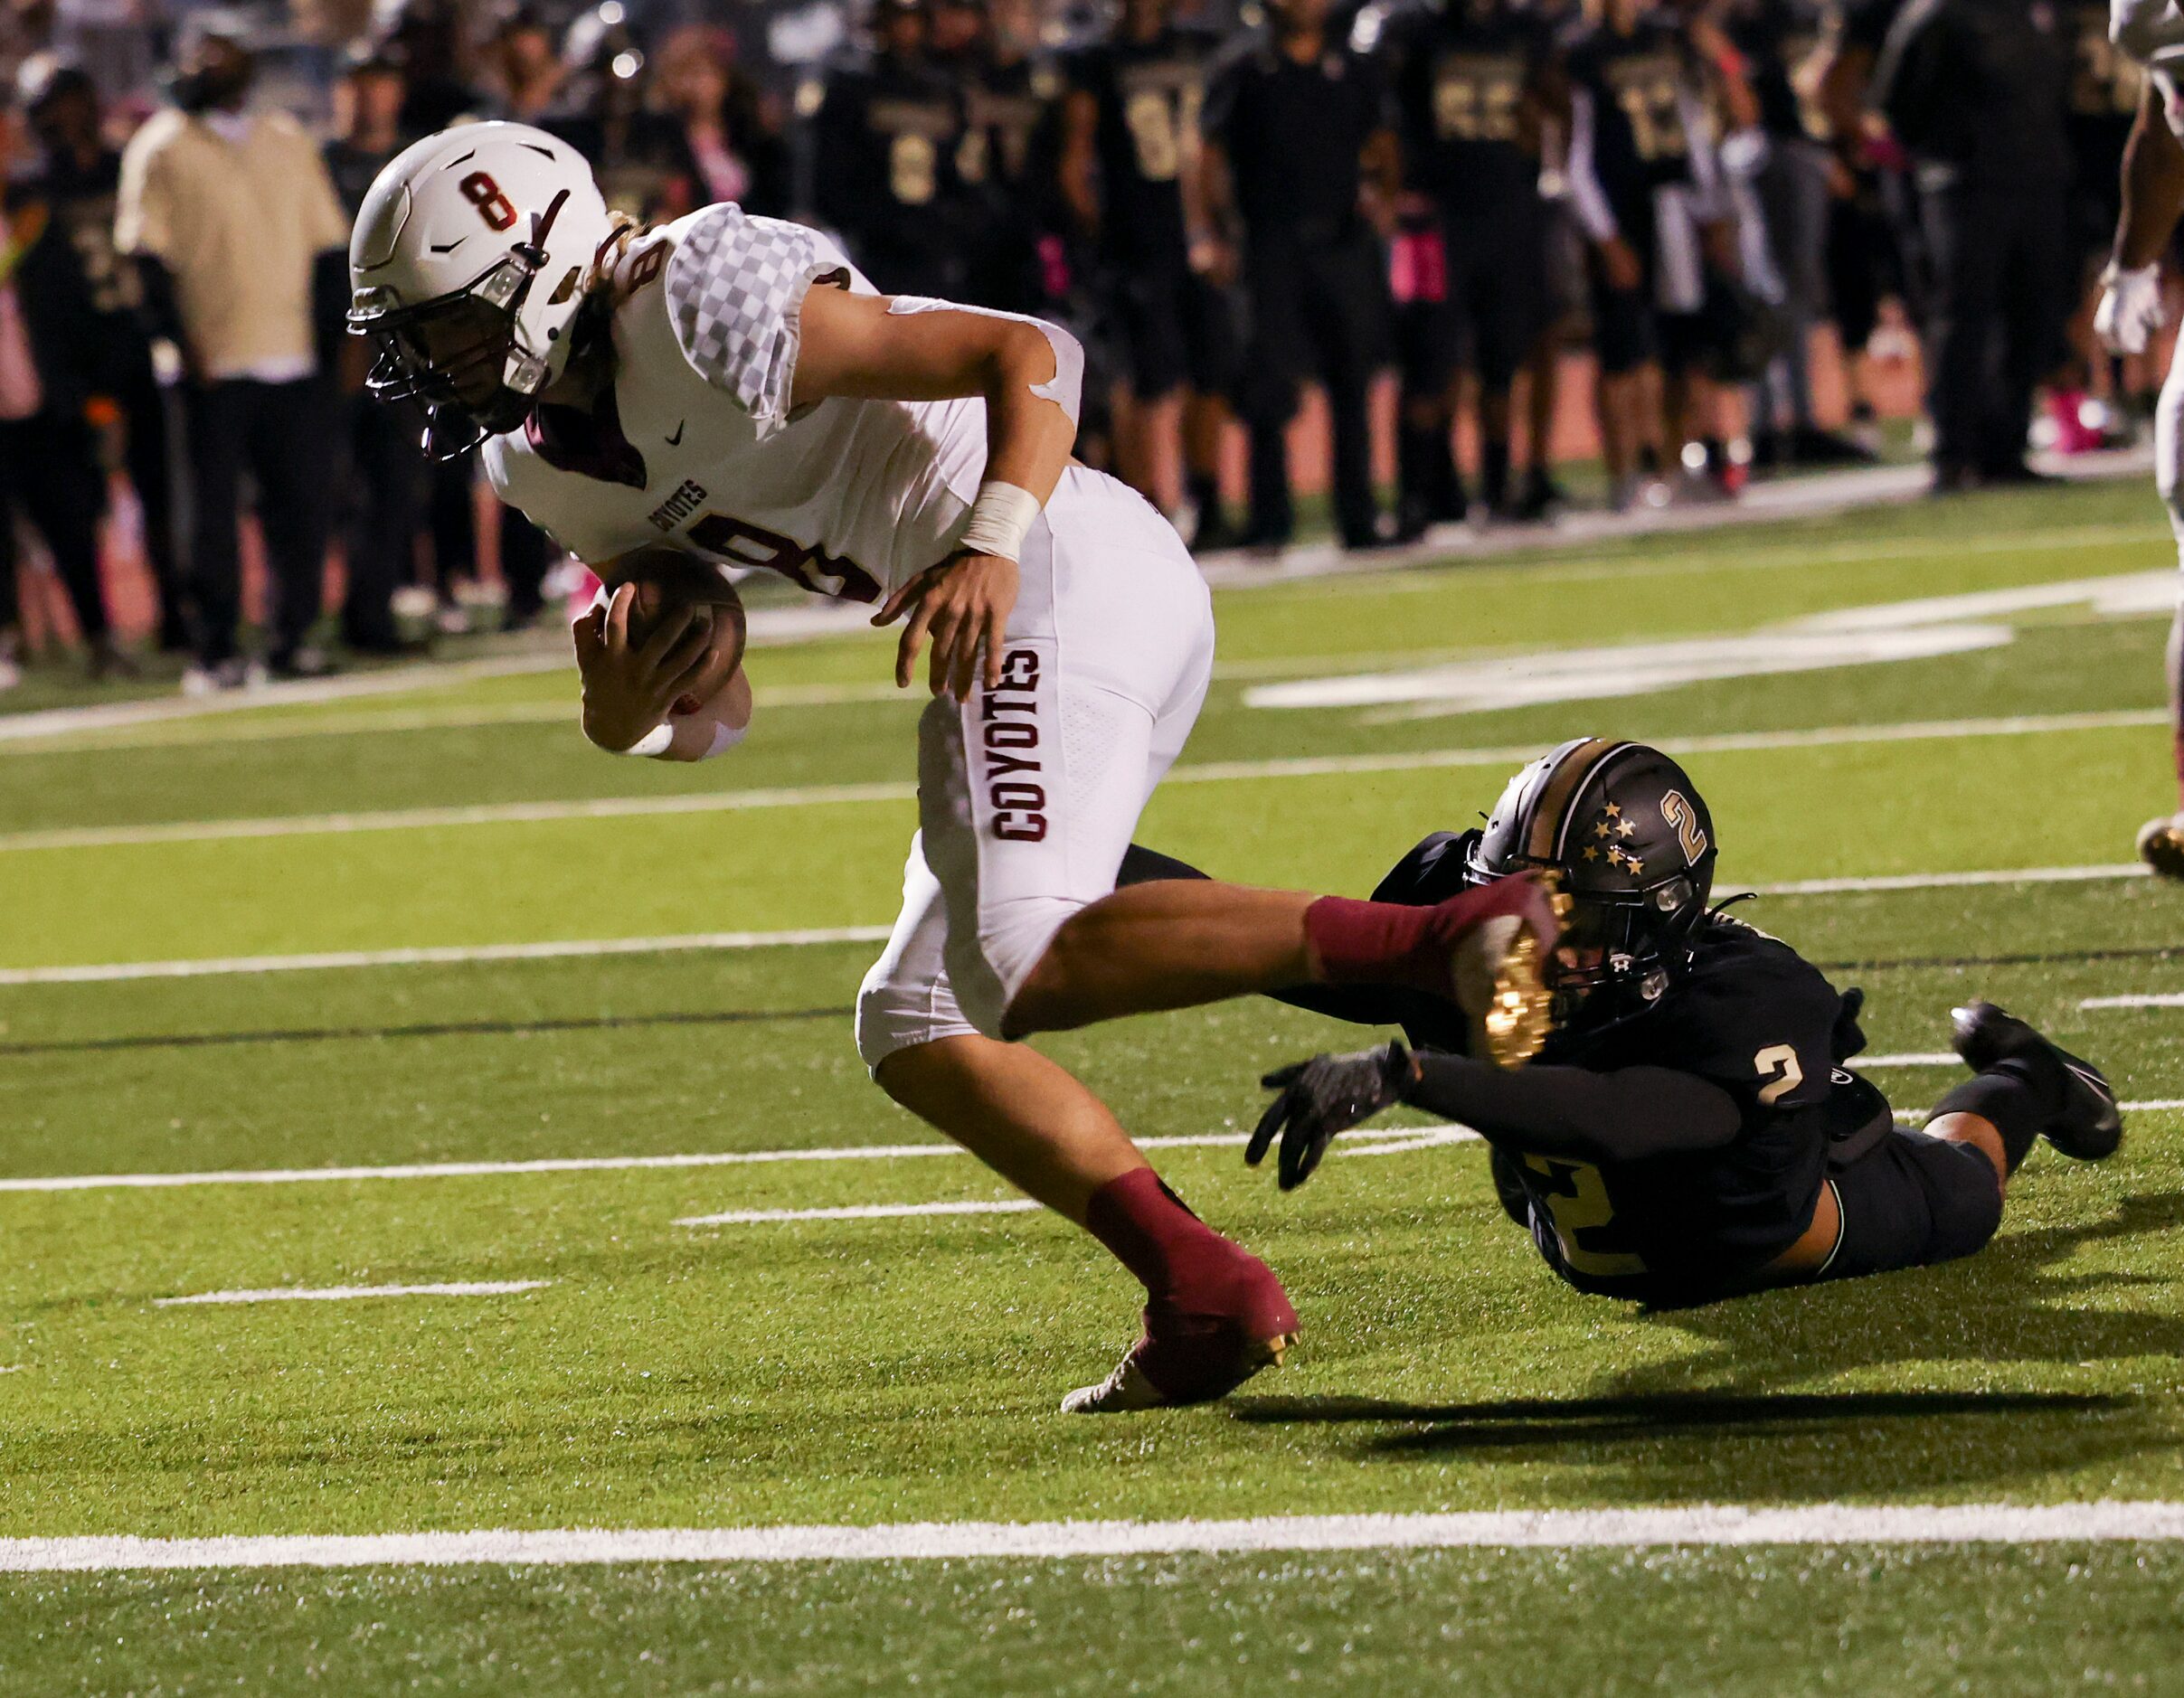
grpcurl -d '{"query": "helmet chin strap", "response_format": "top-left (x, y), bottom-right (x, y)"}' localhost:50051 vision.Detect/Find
top-left (497, 189), bottom-right (577, 401)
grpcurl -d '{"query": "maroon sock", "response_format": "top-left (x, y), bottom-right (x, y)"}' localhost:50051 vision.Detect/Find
top-left (1083, 1168), bottom-right (1242, 1307)
top-left (1303, 892), bottom-right (1491, 997)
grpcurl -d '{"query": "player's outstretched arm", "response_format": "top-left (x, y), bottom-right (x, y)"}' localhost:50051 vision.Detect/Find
top-left (1248, 1042), bottom-right (1743, 1192)
top-left (792, 282), bottom-right (1082, 700)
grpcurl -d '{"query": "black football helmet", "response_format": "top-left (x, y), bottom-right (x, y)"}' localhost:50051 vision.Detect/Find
top-left (1464, 739), bottom-right (1718, 1020)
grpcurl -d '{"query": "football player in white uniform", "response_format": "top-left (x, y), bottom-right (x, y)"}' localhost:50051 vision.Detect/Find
top-left (348, 122), bottom-right (1562, 1411)
top-left (2101, 0), bottom-right (2184, 875)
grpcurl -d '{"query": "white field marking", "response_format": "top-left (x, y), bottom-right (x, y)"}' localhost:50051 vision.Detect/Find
top-left (154, 1281), bottom-right (551, 1307)
top-left (3, 706), bottom-right (2163, 858)
top-left (677, 1199), bottom-right (1043, 1226)
top-left (0, 1127), bottom-right (1475, 1198)
top-left (2082, 994), bottom-right (2184, 1009)
top-left (1247, 571), bottom-right (2171, 719)
top-left (0, 682), bottom-right (913, 757)
top-left (11, 1501), bottom-right (2184, 1572)
top-left (1249, 625), bottom-right (2015, 717)
top-left (1199, 448), bottom-right (2155, 590)
top-left (1855, 1053), bottom-right (1960, 1068)
top-left (0, 926), bottom-right (896, 986)
top-left (1750, 863), bottom-right (2149, 896)
top-left (1796, 571), bottom-right (2175, 632)
top-left (1894, 1099), bottom-right (2184, 1124)
top-left (0, 857), bottom-right (2151, 986)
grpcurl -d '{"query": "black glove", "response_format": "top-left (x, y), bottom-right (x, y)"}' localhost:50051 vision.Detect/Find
top-left (1248, 1042), bottom-right (1413, 1192)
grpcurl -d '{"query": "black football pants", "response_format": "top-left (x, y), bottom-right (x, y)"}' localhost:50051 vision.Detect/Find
top-left (1918, 177), bottom-right (2072, 479)
top-left (1237, 222), bottom-right (1390, 546)
top-left (0, 411), bottom-right (110, 640)
top-left (182, 376), bottom-right (333, 667)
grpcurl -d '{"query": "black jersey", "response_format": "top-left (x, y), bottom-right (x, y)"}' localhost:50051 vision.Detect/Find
top-left (1066, 25), bottom-right (1225, 259)
top-left (1334, 830), bottom-right (1881, 1298)
top-left (961, 55), bottom-right (1063, 197)
top-left (810, 53), bottom-right (971, 258)
top-left (1564, 13), bottom-right (1705, 212)
top-left (1204, 33), bottom-right (1392, 231)
top-left (1722, 0), bottom-right (1820, 141)
top-left (1385, 0), bottom-right (1552, 221)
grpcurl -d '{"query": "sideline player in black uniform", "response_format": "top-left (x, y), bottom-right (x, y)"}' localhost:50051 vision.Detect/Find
top-left (1203, 0), bottom-right (1399, 551)
top-left (932, 0), bottom-right (1062, 316)
top-left (1383, 0), bottom-right (1559, 528)
top-left (808, 0), bottom-right (974, 298)
top-left (1234, 740), bottom-right (2123, 1306)
top-left (1060, 0), bottom-right (1240, 545)
top-left (1564, 0), bottom-right (1735, 506)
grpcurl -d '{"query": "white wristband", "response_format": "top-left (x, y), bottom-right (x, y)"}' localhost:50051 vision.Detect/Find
top-left (958, 480), bottom-right (1041, 563)
top-left (615, 722), bottom-right (674, 758)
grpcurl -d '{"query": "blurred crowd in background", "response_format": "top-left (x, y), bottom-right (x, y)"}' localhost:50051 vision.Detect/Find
top-left (0, 0), bottom-right (2159, 691)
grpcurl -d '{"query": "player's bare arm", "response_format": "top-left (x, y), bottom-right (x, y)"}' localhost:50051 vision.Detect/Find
top-left (2099, 80), bottom-right (2184, 358)
top-left (791, 282), bottom-right (1077, 700)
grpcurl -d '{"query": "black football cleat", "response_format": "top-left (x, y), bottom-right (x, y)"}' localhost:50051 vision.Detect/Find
top-left (1951, 1001), bottom-right (2123, 1162)
top-left (2138, 814), bottom-right (2184, 880)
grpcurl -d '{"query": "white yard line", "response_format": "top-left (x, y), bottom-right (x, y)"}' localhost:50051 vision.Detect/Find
top-left (0, 1127), bottom-right (1472, 1197)
top-left (0, 858), bottom-right (2151, 986)
top-left (0, 927), bottom-right (896, 986)
top-left (1750, 864), bottom-right (2149, 896)
top-left (7, 1501), bottom-right (2184, 1571)
top-left (154, 1281), bottom-right (551, 1307)
top-left (677, 1200), bottom-right (1043, 1226)
top-left (1893, 1098), bottom-right (2184, 1124)
top-left (1, 708), bottom-right (2160, 856)
top-left (2082, 994), bottom-right (2184, 1010)
top-left (1856, 1053), bottom-right (1960, 1067)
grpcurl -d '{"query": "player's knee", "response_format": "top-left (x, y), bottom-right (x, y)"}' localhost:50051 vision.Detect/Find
top-left (962, 897), bottom-right (1083, 1041)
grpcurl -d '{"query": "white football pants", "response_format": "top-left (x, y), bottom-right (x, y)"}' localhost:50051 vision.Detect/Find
top-left (855, 466), bottom-right (1215, 1069)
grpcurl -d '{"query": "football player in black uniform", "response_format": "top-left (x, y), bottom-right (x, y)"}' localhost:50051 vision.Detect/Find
top-left (1202, 0), bottom-right (1399, 550)
top-left (1563, 0), bottom-right (1735, 506)
top-left (809, 0), bottom-right (975, 299)
top-left (1382, 0), bottom-right (1562, 527)
top-left (931, 0), bottom-right (1064, 316)
top-left (1059, 0), bottom-right (1240, 546)
top-left (1121, 740), bottom-right (2123, 1307)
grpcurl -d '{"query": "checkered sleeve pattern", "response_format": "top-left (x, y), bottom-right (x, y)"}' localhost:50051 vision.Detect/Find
top-left (665, 205), bottom-right (846, 437)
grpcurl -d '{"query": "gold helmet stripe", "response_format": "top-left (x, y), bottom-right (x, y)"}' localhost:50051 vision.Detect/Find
top-left (1523, 738), bottom-right (1626, 863)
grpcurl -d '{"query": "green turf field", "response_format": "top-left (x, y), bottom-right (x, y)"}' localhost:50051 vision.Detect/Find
top-left (4, 476), bottom-right (2183, 1693)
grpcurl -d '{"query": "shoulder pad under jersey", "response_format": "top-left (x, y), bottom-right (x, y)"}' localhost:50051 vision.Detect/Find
top-left (663, 203), bottom-right (852, 438)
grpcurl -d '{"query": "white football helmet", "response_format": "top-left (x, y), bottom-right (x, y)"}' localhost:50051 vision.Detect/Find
top-left (347, 121), bottom-right (619, 456)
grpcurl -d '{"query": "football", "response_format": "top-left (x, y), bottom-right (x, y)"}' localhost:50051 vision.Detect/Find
top-left (600, 544), bottom-right (748, 718)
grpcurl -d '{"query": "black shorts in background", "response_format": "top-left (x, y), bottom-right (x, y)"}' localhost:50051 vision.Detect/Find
top-left (1442, 197), bottom-right (1549, 391)
top-left (1106, 256), bottom-right (1243, 401)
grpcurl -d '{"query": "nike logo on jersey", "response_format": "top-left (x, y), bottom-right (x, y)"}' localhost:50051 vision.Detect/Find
top-left (666, 420), bottom-right (685, 446)
top-left (429, 239), bottom-right (467, 254)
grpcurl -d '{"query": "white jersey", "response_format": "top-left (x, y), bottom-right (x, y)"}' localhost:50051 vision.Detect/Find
top-left (483, 203), bottom-right (986, 603)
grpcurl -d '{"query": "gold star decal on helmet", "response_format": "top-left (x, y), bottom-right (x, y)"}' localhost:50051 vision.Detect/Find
top-left (1593, 821), bottom-right (1612, 838)
top-left (1617, 819), bottom-right (1636, 838)
top-left (1603, 803), bottom-right (1621, 818)
top-left (1582, 845), bottom-right (1600, 861)
top-left (1604, 846), bottom-right (1625, 869)
top-left (1626, 855), bottom-right (1644, 875)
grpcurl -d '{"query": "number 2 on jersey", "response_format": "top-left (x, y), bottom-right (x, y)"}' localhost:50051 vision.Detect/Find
top-left (1523, 1154), bottom-right (1646, 1278)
